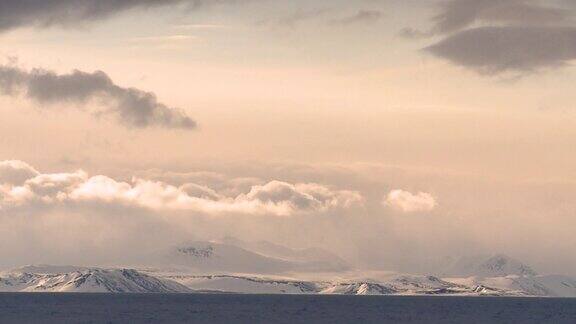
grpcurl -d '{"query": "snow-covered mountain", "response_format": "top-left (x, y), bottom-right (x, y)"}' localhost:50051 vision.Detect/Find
top-left (0, 268), bottom-right (191, 293)
top-left (446, 274), bottom-right (576, 298)
top-left (161, 274), bottom-right (319, 294)
top-left (151, 253), bottom-right (576, 297)
top-left (2, 264), bottom-right (575, 297)
top-left (320, 282), bottom-right (397, 295)
top-left (156, 272), bottom-right (520, 296)
top-left (156, 273), bottom-right (466, 296)
top-left (2, 253), bottom-right (574, 297)
top-left (440, 254), bottom-right (576, 297)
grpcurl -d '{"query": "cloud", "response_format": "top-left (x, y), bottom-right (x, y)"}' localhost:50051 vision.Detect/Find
top-left (243, 181), bottom-right (364, 213)
top-left (425, 26), bottom-right (576, 74)
top-left (0, 0), bottom-right (249, 33)
top-left (432, 0), bottom-right (571, 34)
top-left (384, 190), bottom-right (437, 213)
top-left (128, 35), bottom-right (199, 43)
top-left (0, 161), bottom-right (369, 268)
top-left (0, 160), bottom-right (39, 185)
top-left (180, 183), bottom-right (222, 200)
top-left (330, 10), bottom-right (383, 26)
top-left (0, 0), bottom-right (180, 32)
top-left (3, 160), bottom-right (576, 275)
top-left (398, 27), bottom-right (432, 40)
top-left (0, 161), bottom-right (363, 217)
top-left (0, 65), bottom-right (196, 129)
top-left (174, 24), bottom-right (229, 30)
top-left (416, 0), bottom-right (576, 75)
top-left (258, 8), bottom-right (332, 27)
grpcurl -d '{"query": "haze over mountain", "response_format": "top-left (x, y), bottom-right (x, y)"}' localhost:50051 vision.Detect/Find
top-left (2, 0), bottom-right (576, 289)
top-left (441, 254), bottom-right (538, 278)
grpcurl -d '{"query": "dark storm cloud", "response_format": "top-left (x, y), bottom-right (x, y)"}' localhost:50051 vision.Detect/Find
top-left (416, 0), bottom-right (576, 75)
top-left (0, 65), bottom-right (196, 129)
top-left (0, 0), bottom-right (245, 32)
top-left (432, 0), bottom-right (572, 34)
top-left (425, 26), bottom-right (576, 74)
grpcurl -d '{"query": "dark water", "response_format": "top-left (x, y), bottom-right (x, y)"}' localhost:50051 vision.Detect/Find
top-left (1, 293), bottom-right (575, 324)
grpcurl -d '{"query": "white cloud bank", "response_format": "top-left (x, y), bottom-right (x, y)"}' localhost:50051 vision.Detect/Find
top-left (384, 189), bottom-right (437, 213)
top-left (0, 160), bottom-right (363, 217)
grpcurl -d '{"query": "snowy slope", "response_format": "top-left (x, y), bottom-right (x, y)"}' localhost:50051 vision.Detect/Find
top-left (318, 274), bottom-right (476, 296)
top-left (320, 282), bottom-right (397, 295)
top-left (159, 272), bottom-right (509, 296)
top-left (438, 254), bottom-right (576, 297)
top-left (446, 274), bottom-right (576, 297)
top-left (163, 274), bottom-right (319, 294)
top-left (0, 268), bottom-right (191, 293)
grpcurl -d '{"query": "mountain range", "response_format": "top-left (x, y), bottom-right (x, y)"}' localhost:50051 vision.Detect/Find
top-left (1, 240), bottom-right (575, 297)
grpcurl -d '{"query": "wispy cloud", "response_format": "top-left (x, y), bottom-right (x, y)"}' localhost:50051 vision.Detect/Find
top-left (432, 0), bottom-right (572, 35)
top-left (173, 24), bottom-right (230, 30)
top-left (330, 10), bottom-right (383, 26)
top-left (257, 8), bottom-right (332, 28)
top-left (0, 0), bottom-right (247, 33)
top-left (128, 35), bottom-right (200, 43)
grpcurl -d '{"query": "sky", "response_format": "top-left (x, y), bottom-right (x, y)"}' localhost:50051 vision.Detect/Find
top-left (1, 0), bottom-right (576, 275)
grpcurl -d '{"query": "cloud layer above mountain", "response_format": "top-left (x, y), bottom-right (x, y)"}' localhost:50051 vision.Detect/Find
top-left (0, 160), bottom-right (362, 216)
top-left (0, 161), bottom-right (367, 266)
top-left (0, 65), bottom-right (196, 129)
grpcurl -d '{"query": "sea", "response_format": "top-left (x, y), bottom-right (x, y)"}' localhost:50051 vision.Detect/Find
top-left (0, 293), bottom-right (575, 324)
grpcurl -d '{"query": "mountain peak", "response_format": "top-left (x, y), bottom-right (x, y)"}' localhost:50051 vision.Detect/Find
top-left (0, 268), bottom-right (191, 293)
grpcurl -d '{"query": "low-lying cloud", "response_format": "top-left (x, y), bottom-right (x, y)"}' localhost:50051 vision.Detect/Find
top-left (384, 189), bottom-right (437, 213)
top-left (0, 160), bottom-right (39, 185)
top-left (0, 160), bottom-right (363, 217)
top-left (0, 65), bottom-right (196, 129)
